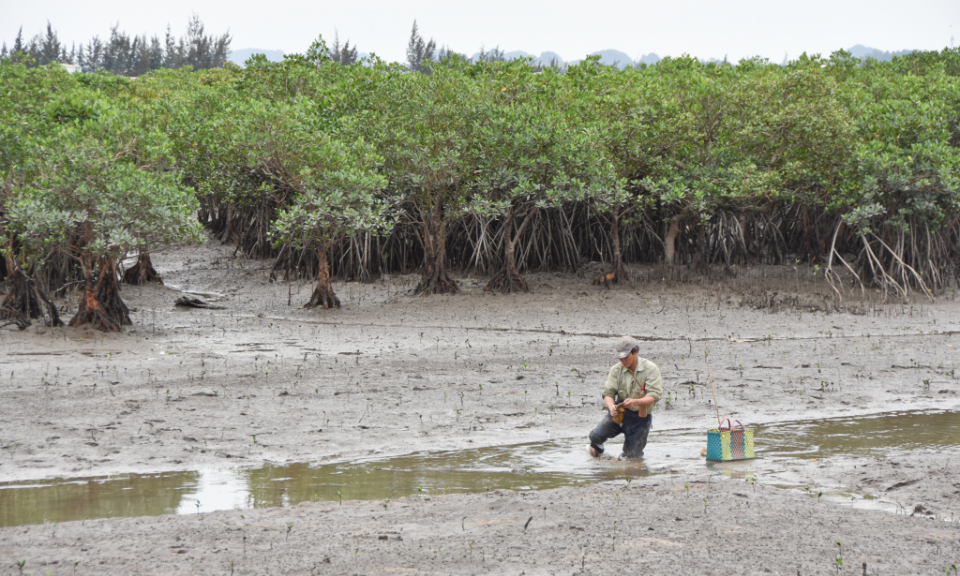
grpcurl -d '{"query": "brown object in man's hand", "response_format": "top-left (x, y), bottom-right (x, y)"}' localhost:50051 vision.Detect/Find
top-left (612, 403), bottom-right (626, 424)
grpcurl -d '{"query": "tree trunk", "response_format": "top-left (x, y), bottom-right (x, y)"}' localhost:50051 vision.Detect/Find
top-left (664, 214), bottom-right (685, 265)
top-left (219, 203), bottom-right (238, 244)
top-left (485, 210), bottom-right (532, 293)
top-left (416, 216), bottom-right (458, 295)
top-left (0, 264), bottom-right (63, 329)
top-left (69, 257), bottom-right (132, 331)
top-left (122, 252), bottom-right (163, 285)
top-left (692, 221), bottom-right (709, 271)
top-left (596, 209), bottom-right (628, 286)
top-left (304, 248), bottom-right (340, 309)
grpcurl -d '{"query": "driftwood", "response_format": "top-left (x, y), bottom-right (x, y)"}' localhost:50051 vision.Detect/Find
top-left (175, 297), bottom-right (225, 310)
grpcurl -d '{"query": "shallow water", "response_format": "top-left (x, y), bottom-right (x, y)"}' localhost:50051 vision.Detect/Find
top-left (2, 410), bottom-right (956, 527)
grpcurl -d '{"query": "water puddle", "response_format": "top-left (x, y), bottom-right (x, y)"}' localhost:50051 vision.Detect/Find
top-left (755, 410), bottom-right (960, 458)
top-left (1, 410), bottom-right (957, 527)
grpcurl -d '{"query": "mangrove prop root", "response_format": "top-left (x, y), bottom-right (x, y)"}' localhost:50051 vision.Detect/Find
top-left (416, 262), bottom-right (459, 296)
top-left (304, 281), bottom-right (341, 309)
top-left (0, 270), bottom-right (63, 329)
top-left (303, 250), bottom-right (341, 309)
top-left (69, 267), bottom-right (132, 332)
top-left (122, 253), bottom-right (163, 285)
top-left (484, 266), bottom-right (529, 293)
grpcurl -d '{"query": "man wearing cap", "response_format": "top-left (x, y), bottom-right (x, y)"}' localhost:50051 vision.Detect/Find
top-left (588, 336), bottom-right (663, 458)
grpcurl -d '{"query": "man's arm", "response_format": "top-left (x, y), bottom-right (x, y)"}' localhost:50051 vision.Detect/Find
top-left (602, 366), bottom-right (619, 414)
top-left (644, 363), bottom-right (663, 405)
top-left (623, 395), bottom-right (656, 408)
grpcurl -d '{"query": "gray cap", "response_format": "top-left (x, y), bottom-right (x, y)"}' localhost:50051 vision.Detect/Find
top-left (615, 336), bottom-right (638, 359)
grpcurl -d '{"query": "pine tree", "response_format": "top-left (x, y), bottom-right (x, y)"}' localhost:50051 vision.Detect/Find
top-left (3, 17), bottom-right (229, 73)
top-left (476, 45), bottom-right (505, 63)
top-left (40, 22), bottom-right (61, 65)
top-left (132, 35), bottom-right (151, 76)
top-left (406, 20), bottom-right (435, 73)
top-left (163, 26), bottom-right (179, 68)
top-left (436, 45), bottom-right (465, 63)
top-left (81, 37), bottom-right (105, 72)
top-left (331, 31), bottom-right (358, 65)
top-left (148, 36), bottom-right (164, 70)
top-left (12, 27), bottom-right (24, 54)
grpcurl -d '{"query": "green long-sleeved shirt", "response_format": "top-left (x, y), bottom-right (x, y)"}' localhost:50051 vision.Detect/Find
top-left (602, 358), bottom-right (663, 412)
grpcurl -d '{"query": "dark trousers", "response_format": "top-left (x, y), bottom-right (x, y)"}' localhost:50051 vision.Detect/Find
top-left (589, 410), bottom-right (652, 458)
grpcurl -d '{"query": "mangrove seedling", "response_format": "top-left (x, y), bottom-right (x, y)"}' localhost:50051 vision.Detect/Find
top-left (835, 540), bottom-right (843, 574)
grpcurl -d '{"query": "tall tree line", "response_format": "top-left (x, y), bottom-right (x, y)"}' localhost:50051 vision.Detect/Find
top-left (0, 15), bottom-right (231, 75)
top-left (3, 43), bottom-right (960, 331)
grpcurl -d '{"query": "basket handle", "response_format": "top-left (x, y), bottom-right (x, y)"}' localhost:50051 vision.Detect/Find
top-left (719, 419), bottom-right (745, 431)
top-left (717, 417), bottom-right (731, 431)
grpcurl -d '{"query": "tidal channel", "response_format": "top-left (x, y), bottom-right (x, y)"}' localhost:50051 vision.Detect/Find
top-left (2, 410), bottom-right (957, 527)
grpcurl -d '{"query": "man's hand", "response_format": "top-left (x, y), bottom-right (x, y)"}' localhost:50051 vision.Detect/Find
top-left (604, 396), bottom-right (618, 417)
top-left (623, 397), bottom-right (651, 409)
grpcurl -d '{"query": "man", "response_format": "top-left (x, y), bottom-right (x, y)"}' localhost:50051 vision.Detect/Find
top-left (588, 336), bottom-right (663, 458)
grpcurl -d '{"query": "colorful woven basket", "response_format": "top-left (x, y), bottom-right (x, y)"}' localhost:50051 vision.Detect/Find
top-left (706, 418), bottom-right (755, 462)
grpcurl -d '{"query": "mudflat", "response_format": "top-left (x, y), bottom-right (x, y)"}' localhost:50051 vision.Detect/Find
top-left (1, 241), bottom-right (959, 575)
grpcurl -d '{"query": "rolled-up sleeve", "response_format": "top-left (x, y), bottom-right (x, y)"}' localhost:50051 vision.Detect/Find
top-left (602, 366), bottom-right (619, 400)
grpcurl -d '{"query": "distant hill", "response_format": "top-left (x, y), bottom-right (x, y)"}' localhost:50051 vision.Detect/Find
top-left (568, 50), bottom-right (661, 68)
top-left (590, 49), bottom-right (633, 68)
top-left (847, 44), bottom-right (916, 62)
top-left (637, 53), bottom-right (661, 65)
top-left (536, 51), bottom-right (565, 66)
top-left (228, 48), bottom-right (285, 66)
top-left (502, 50), bottom-right (535, 61)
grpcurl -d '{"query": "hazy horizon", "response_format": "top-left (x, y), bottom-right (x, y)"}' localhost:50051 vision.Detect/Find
top-left (4, 0), bottom-right (958, 65)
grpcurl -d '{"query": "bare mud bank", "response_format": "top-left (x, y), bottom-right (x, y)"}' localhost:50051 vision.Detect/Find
top-left (2, 241), bottom-right (960, 573)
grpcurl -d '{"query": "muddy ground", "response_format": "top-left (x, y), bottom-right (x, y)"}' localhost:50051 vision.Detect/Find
top-left (1, 240), bottom-right (959, 574)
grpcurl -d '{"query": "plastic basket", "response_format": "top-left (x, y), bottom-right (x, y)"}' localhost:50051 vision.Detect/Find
top-left (706, 418), bottom-right (755, 462)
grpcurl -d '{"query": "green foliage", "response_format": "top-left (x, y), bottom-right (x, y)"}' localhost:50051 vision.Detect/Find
top-left (1, 62), bottom-right (201, 276)
top-left (4, 46), bottom-right (960, 306)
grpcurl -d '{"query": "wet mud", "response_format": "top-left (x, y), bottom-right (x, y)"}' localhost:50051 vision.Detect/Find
top-left (1, 241), bottom-right (959, 574)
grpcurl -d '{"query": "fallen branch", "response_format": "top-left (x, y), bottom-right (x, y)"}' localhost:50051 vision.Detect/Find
top-left (175, 297), bottom-right (225, 310)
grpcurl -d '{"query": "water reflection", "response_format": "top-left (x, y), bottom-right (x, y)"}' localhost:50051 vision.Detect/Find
top-left (241, 440), bottom-right (653, 506)
top-left (0, 471), bottom-right (198, 528)
top-left (755, 410), bottom-right (960, 458)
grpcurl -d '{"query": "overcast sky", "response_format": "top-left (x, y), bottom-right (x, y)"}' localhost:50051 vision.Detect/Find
top-left (5, 0), bottom-right (959, 63)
